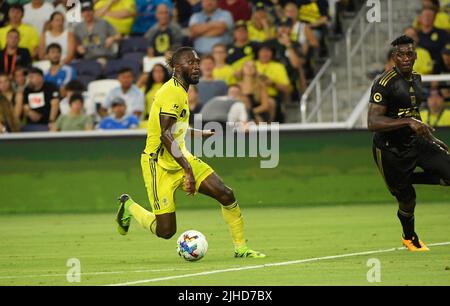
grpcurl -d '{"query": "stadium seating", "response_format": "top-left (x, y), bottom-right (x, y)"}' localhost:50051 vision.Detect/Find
top-left (32, 60), bottom-right (51, 74)
top-left (119, 37), bottom-right (148, 56)
top-left (143, 56), bottom-right (166, 73)
top-left (87, 79), bottom-right (120, 107)
top-left (104, 59), bottom-right (141, 79)
top-left (70, 59), bottom-right (103, 87)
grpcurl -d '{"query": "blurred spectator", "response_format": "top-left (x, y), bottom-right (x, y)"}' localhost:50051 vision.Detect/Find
top-left (434, 43), bottom-right (450, 74)
top-left (238, 60), bottom-right (271, 123)
top-left (420, 89), bottom-right (450, 127)
top-left (12, 65), bottom-right (26, 92)
top-left (74, 1), bottom-right (121, 61)
top-left (102, 67), bottom-right (145, 118)
top-left (98, 96), bottom-right (139, 129)
top-left (0, 92), bottom-right (20, 132)
top-left (218, 0), bottom-right (251, 22)
top-left (267, 17), bottom-right (306, 97)
top-left (417, 7), bottom-right (449, 71)
top-left (0, 29), bottom-right (31, 77)
top-left (189, 0), bottom-right (234, 55)
top-left (38, 11), bottom-right (76, 65)
top-left (23, 0), bottom-right (55, 34)
top-left (297, 0), bottom-right (330, 57)
top-left (247, 2), bottom-right (275, 42)
top-left (173, 0), bottom-right (201, 28)
top-left (212, 43), bottom-right (234, 84)
top-left (188, 84), bottom-right (202, 125)
top-left (52, 92), bottom-right (94, 131)
top-left (226, 19), bottom-right (258, 71)
top-left (384, 47), bottom-right (395, 72)
top-left (283, 2), bottom-right (319, 59)
top-left (413, 0), bottom-right (450, 32)
top-left (200, 84), bottom-right (248, 125)
top-left (132, 0), bottom-right (174, 36)
top-left (0, 1), bottom-right (10, 28)
top-left (403, 27), bottom-right (433, 75)
top-left (197, 54), bottom-right (228, 105)
top-left (44, 43), bottom-right (77, 89)
top-left (144, 3), bottom-right (183, 58)
top-left (94, 0), bottom-right (136, 36)
top-left (0, 72), bottom-right (21, 113)
top-left (143, 63), bottom-right (170, 120)
top-left (432, 44), bottom-right (450, 104)
top-left (0, 4), bottom-right (39, 57)
top-left (18, 67), bottom-right (60, 131)
top-left (59, 80), bottom-right (96, 117)
top-left (255, 42), bottom-right (290, 122)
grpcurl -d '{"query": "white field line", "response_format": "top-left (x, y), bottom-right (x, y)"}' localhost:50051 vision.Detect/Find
top-left (106, 241), bottom-right (450, 286)
top-left (0, 268), bottom-right (189, 280)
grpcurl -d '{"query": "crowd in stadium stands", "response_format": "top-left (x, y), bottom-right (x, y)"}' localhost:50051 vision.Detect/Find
top-left (0, 0), bottom-right (448, 134)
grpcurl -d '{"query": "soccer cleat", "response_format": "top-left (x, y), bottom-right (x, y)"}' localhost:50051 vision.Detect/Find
top-left (234, 246), bottom-right (266, 258)
top-left (116, 194), bottom-right (132, 235)
top-left (402, 235), bottom-right (430, 252)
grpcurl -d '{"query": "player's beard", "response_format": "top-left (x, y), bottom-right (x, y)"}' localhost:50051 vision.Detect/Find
top-left (183, 70), bottom-right (199, 85)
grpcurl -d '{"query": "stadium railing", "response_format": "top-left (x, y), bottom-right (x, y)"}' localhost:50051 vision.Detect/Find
top-left (299, 0), bottom-right (421, 126)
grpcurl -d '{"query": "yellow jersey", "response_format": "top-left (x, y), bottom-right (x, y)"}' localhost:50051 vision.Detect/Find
top-left (0, 24), bottom-right (39, 54)
top-left (255, 60), bottom-right (290, 97)
top-left (420, 109), bottom-right (450, 127)
top-left (144, 78), bottom-right (191, 170)
top-left (94, 0), bottom-right (136, 35)
top-left (213, 65), bottom-right (236, 85)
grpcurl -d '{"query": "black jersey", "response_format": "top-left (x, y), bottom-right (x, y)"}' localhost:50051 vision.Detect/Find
top-left (369, 67), bottom-right (424, 149)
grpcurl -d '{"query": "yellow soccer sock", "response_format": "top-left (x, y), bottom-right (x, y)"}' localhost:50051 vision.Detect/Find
top-left (128, 202), bottom-right (157, 234)
top-left (221, 202), bottom-right (246, 249)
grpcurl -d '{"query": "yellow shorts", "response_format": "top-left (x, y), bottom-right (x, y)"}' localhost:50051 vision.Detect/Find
top-left (141, 153), bottom-right (214, 215)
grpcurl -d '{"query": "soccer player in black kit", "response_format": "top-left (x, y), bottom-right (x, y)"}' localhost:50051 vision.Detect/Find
top-left (368, 35), bottom-right (450, 251)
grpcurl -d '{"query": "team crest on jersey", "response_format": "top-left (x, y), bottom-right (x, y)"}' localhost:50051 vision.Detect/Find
top-left (373, 92), bottom-right (383, 103)
top-left (180, 109), bottom-right (186, 118)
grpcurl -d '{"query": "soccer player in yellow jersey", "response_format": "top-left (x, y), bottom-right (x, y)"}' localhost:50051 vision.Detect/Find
top-left (116, 46), bottom-right (265, 258)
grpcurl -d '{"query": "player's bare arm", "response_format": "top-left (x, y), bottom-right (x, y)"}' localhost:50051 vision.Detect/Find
top-left (368, 103), bottom-right (434, 137)
top-left (160, 114), bottom-right (196, 195)
top-left (189, 128), bottom-right (215, 137)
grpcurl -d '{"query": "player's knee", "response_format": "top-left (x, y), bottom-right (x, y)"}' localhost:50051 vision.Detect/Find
top-left (220, 186), bottom-right (235, 205)
top-left (393, 185), bottom-right (416, 205)
top-left (156, 226), bottom-right (176, 240)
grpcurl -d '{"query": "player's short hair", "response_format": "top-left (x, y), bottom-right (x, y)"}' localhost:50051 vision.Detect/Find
top-left (28, 67), bottom-right (44, 76)
top-left (46, 43), bottom-right (62, 54)
top-left (69, 93), bottom-right (84, 105)
top-left (200, 54), bottom-right (215, 63)
top-left (391, 35), bottom-right (415, 48)
top-left (9, 4), bottom-right (24, 14)
top-left (166, 47), bottom-right (195, 69)
top-left (118, 67), bottom-right (133, 75)
top-left (65, 80), bottom-right (86, 92)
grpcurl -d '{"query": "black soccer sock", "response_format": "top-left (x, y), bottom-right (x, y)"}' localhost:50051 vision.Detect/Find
top-left (411, 172), bottom-right (441, 185)
top-left (397, 210), bottom-right (415, 240)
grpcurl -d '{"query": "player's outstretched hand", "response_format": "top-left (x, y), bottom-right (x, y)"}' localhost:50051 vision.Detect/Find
top-left (409, 118), bottom-right (435, 139)
top-left (184, 169), bottom-right (196, 196)
top-left (202, 129), bottom-right (215, 137)
top-left (432, 136), bottom-right (449, 152)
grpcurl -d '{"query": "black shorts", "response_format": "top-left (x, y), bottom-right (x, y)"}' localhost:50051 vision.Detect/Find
top-left (372, 138), bottom-right (450, 202)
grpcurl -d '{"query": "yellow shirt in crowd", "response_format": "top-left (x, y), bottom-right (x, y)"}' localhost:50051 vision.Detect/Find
top-left (420, 109), bottom-right (450, 127)
top-left (0, 24), bottom-right (39, 54)
top-left (95, 0), bottom-right (136, 35)
top-left (255, 61), bottom-right (290, 97)
top-left (213, 65), bottom-right (236, 85)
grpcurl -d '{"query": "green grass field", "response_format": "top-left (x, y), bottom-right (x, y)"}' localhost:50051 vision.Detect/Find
top-left (1, 202), bottom-right (449, 286)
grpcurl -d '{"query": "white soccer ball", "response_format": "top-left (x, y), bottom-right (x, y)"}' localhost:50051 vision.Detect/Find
top-left (176, 230), bottom-right (208, 261)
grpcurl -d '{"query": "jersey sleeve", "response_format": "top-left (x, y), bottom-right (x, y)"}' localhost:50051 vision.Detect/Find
top-left (369, 79), bottom-right (391, 107)
top-left (157, 87), bottom-right (183, 119)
